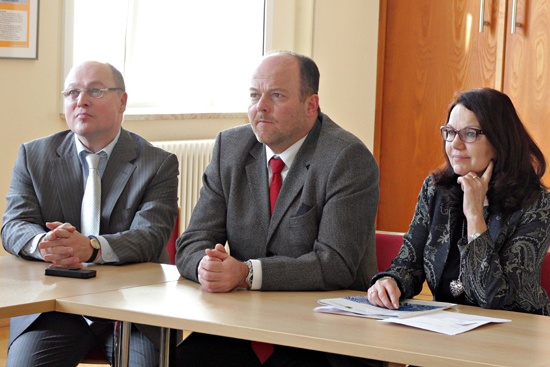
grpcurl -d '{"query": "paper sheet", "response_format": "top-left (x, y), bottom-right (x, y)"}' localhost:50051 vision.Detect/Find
top-left (380, 310), bottom-right (511, 335)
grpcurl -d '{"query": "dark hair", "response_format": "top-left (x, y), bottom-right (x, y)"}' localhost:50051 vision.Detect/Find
top-left (267, 50), bottom-right (319, 99)
top-left (107, 63), bottom-right (126, 91)
top-left (432, 88), bottom-right (546, 215)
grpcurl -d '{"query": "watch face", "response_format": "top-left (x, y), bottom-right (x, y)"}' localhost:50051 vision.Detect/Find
top-left (90, 238), bottom-right (101, 249)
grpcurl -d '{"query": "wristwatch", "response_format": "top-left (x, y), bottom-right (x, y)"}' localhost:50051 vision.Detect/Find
top-left (244, 260), bottom-right (253, 289)
top-left (467, 232), bottom-right (482, 243)
top-left (86, 236), bottom-right (101, 263)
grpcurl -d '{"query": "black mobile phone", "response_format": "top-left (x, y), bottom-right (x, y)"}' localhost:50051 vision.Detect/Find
top-left (45, 267), bottom-right (97, 279)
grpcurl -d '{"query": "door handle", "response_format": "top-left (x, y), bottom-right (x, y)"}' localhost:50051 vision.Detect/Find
top-left (511, 0), bottom-right (523, 34)
top-left (479, 0), bottom-right (489, 32)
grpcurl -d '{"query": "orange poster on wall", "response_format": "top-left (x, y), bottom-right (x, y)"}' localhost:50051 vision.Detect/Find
top-left (0, 0), bottom-right (39, 59)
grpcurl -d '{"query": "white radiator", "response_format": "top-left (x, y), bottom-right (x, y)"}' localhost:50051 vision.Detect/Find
top-left (151, 139), bottom-right (216, 235)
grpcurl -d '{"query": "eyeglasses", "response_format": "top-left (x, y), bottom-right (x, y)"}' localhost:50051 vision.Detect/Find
top-left (61, 87), bottom-right (124, 100)
top-left (440, 126), bottom-right (485, 143)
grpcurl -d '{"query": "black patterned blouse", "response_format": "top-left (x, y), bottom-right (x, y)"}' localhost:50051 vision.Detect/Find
top-left (373, 175), bottom-right (550, 315)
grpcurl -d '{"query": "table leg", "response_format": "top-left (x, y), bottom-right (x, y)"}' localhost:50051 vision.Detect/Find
top-left (160, 327), bottom-right (177, 367)
top-left (159, 327), bottom-right (178, 367)
top-left (114, 321), bottom-right (131, 367)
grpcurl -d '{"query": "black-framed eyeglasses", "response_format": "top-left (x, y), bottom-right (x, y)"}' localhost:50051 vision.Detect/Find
top-left (61, 87), bottom-right (124, 100)
top-left (440, 126), bottom-right (485, 143)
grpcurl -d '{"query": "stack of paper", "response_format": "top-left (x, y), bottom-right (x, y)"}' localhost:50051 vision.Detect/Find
top-left (315, 296), bottom-right (455, 319)
top-left (314, 295), bottom-right (511, 335)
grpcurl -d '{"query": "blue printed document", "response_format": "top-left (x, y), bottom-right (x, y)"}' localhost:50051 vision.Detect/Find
top-left (315, 296), bottom-right (455, 319)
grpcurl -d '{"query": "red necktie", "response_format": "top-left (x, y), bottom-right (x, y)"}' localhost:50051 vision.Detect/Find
top-left (269, 157), bottom-right (285, 215)
top-left (251, 158), bottom-right (285, 363)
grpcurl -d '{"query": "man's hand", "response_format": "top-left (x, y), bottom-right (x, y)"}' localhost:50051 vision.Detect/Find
top-left (197, 243), bottom-right (249, 293)
top-left (38, 222), bottom-right (95, 268)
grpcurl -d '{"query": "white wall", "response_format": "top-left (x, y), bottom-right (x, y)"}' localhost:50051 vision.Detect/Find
top-left (0, 0), bottom-right (379, 255)
top-left (268, 0), bottom-right (379, 148)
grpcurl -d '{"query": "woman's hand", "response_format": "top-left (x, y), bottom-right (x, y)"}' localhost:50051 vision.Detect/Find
top-left (457, 160), bottom-right (493, 235)
top-left (367, 277), bottom-right (401, 309)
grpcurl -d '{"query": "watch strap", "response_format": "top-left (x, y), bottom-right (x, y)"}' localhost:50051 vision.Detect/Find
top-left (86, 236), bottom-right (100, 263)
top-left (244, 260), bottom-right (253, 289)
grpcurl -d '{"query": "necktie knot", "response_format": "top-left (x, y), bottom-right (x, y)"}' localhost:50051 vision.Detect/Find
top-left (86, 153), bottom-right (100, 171)
top-left (269, 157), bottom-right (285, 174)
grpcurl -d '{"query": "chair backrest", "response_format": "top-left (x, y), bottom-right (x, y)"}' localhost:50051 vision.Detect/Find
top-left (375, 231), bottom-right (404, 272)
top-left (82, 347), bottom-right (108, 364)
top-left (541, 254), bottom-right (550, 295)
top-left (167, 217), bottom-right (180, 265)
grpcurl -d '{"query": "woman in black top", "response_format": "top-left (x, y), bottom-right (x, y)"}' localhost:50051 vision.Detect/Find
top-left (369, 88), bottom-right (550, 315)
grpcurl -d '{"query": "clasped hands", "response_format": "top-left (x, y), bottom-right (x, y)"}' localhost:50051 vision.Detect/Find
top-left (38, 221), bottom-right (95, 268)
top-left (198, 243), bottom-right (249, 293)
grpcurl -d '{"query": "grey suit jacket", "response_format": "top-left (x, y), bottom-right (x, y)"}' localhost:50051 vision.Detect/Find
top-left (176, 112), bottom-right (379, 291)
top-left (2, 128), bottom-right (179, 346)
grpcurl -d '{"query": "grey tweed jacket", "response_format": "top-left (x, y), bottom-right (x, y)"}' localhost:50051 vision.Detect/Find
top-left (176, 112), bottom-right (380, 292)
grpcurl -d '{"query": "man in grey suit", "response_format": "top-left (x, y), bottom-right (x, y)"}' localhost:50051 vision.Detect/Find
top-left (176, 52), bottom-right (381, 366)
top-left (2, 61), bottom-right (179, 366)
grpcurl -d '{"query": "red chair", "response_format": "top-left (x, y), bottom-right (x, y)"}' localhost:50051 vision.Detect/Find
top-left (375, 231), bottom-right (404, 272)
top-left (80, 347), bottom-right (108, 364)
top-left (167, 216), bottom-right (180, 265)
top-left (541, 254), bottom-right (550, 295)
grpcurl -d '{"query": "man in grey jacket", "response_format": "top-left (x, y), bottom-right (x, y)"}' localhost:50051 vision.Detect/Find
top-left (2, 61), bottom-right (178, 367)
top-left (176, 51), bottom-right (381, 366)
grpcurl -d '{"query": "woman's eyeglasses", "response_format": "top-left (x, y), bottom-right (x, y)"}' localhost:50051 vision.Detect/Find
top-left (440, 126), bottom-right (485, 143)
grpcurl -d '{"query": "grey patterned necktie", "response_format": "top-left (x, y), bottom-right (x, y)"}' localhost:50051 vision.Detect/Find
top-left (81, 153), bottom-right (101, 236)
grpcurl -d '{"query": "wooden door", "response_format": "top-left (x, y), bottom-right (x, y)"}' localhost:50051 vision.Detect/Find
top-left (376, 0), bottom-right (502, 232)
top-left (502, 0), bottom-right (550, 184)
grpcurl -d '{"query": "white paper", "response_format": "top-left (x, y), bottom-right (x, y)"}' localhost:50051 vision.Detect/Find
top-left (380, 310), bottom-right (511, 335)
top-left (314, 306), bottom-right (386, 319)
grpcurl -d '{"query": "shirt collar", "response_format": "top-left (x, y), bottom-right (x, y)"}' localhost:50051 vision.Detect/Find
top-left (265, 134), bottom-right (308, 170)
top-left (75, 128), bottom-right (122, 159)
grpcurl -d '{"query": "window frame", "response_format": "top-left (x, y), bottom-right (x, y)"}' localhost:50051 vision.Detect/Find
top-left (61, 0), bottom-right (272, 119)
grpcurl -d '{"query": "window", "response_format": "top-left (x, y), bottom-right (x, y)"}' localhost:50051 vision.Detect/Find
top-left (63, 0), bottom-right (266, 114)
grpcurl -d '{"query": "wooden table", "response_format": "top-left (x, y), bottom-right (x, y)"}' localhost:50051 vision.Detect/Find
top-left (1, 255), bottom-right (183, 366)
top-left (0, 256), bottom-right (181, 319)
top-left (56, 278), bottom-right (550, 367)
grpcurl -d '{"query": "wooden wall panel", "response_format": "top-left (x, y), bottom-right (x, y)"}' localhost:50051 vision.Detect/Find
top-left (502, 0), bottom-right (550, 184)
top-left (377, 0), bottom-right (500, 232)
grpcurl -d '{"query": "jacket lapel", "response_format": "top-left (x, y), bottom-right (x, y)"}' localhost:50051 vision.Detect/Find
top-left (266, 118), bottom-right (322, 243)
top-left (100, 129), bottom-right (137, 226)
top-left (53, 133), bottom-right (84, 227)
top-left (245, 142), bottom-right (270, 236)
